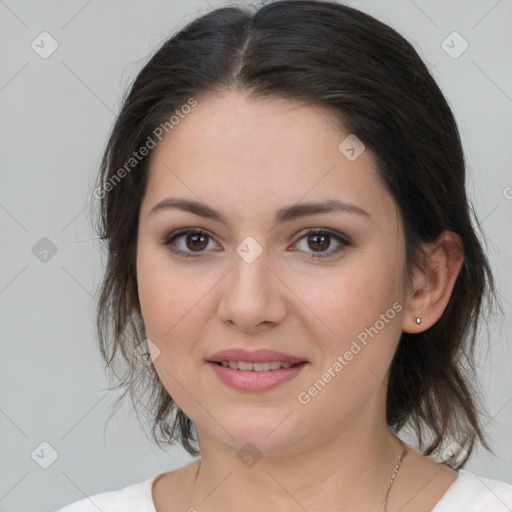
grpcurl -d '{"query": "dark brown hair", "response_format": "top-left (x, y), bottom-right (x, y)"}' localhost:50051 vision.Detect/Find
top-left (91, 0), bottom-right (500, 465)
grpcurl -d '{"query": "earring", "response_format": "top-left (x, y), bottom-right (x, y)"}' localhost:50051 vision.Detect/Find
top-left (414, 317), bottom-right (421, 325)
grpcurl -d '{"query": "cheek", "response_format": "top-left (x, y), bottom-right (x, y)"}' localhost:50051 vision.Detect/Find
top-left (137, 244), bottom-right (208, 339)
top-left (137, 261), bottom-right (205, 411)
top-left (294, 268), bottom-right (402, 421)
top-left (294, 256), bottom-right (403, 372)
top-left (136, 247), bottom-right (217, 402)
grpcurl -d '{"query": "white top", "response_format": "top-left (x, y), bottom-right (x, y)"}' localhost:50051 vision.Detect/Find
top-left (54, 469), bottom-right (512, 511)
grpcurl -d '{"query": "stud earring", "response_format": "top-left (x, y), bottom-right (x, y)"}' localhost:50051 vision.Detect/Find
top-left (414, 317), bottom-right (421, 325)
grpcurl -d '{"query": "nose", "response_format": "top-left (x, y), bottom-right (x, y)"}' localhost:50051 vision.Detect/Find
top-left (216, 248), bottom-right (287, 333)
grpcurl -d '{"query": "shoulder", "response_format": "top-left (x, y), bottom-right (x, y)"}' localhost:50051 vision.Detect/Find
top-left (53, 471), bottom-right (165, 512)
top-left (432, 469), bottom-right (512, 511)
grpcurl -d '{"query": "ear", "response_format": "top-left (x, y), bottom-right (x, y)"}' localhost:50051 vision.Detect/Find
top-left (402, 230), bottom-right (464, 334)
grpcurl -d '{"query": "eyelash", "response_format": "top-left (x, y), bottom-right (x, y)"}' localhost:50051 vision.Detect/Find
top-left (162, 228), bottom-right (351, 259)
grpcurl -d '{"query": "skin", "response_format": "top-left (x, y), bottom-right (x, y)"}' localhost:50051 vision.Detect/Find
top-left (136, 90), bottom-right (463, 512)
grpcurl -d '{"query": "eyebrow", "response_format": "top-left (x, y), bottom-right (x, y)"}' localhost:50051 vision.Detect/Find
top-left (149, 197), bottom-right (370, 224)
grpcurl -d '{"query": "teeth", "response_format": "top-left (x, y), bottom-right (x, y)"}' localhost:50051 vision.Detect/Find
top-left (219, 360), bottom-right (296, 371)
top-left (253, 362), bottom-right (270, 372)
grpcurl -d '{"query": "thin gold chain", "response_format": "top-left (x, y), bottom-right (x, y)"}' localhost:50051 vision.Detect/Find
top-left (383, 443), bottom-right (408, 511)
top-left (188, 444), bottom-right (408, 511)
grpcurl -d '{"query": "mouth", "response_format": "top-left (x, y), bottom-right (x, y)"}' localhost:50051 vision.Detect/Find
top-left (209, 360), bottom-right (306, 371)
top-left (206, 348), bottom-right (309, 391)
top-left (206, 359), bottom-right (309, 392)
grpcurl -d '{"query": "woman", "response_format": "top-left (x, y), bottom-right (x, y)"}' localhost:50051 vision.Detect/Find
top-left (56, 1), bottom-right (512, 510)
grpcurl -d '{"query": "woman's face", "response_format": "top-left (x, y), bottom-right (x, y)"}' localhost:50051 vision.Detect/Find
top-left (136, 90), bottom-right (409, 455)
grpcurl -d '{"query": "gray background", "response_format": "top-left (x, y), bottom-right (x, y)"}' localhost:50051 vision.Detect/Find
top-left (0, 0), bottom-right (511, 510)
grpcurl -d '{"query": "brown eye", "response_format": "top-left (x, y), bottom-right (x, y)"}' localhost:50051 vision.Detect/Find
top-left (185, 232), bottom-right (209, 251)
top-left (307, 232), bottom-right (331, 252)
top-left (163, 228), bottom-right (217, 257)
top-left (293, 229), bottom-right (351, 259)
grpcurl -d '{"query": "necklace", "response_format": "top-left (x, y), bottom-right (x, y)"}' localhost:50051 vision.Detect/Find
top-left (383, 442), bottom-right (408, 511)
top-left (189, 443), bottom-right (408, 511)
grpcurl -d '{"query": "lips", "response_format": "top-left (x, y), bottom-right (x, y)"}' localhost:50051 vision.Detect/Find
top-left (207, 348), bottom-right (306, 365)
top-left (206, 348), bottom-right (310, 392)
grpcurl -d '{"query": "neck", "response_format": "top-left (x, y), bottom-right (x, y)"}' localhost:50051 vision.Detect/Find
top-left (188, 412), bottom-right (405, 512)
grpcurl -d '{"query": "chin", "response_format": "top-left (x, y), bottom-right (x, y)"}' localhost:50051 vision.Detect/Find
top-left (200, 409), bottom-right (308, 455)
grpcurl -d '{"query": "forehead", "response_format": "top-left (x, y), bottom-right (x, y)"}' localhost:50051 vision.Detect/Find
top-left (142, 90), bottom-right (397, 226)
top-left (155, 90), bottom-right (345, 159)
